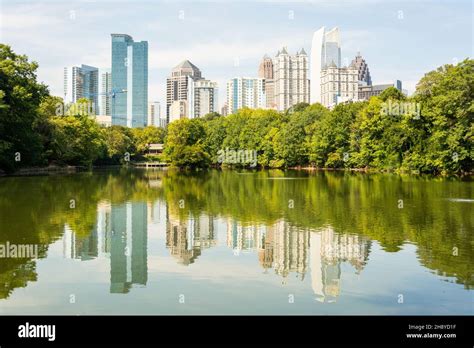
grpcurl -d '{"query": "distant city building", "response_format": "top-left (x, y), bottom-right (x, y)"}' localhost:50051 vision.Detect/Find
top-left (358, 80), bottom-right (403, 101)
top-left (221, 103), bottom-right (229, 116)
top-left (166, 60), bottom-right (202, 123)
top-left (273, 47), bottom-right (309, 111)
top-left (98, 68), bottom-right (112, 116)
top-left (311, 27), bottom-right (341, 104)
top-left (188, 78), bottom-right (218, 118)
top-left (64, 64), bottom-right (98, 113)
top-left (148, 101), bottom-right (163, 127)
top-left (351, 53), bottom-right (372, 86)
top-left (226, 77), bottom-right (266, 113)
top-left (111, 34), bottom-right (148, 128)
top-left (320, 62), bottom-right (359, 108)
top-left (258, 55), bottom-right (276, 109)
top-left (169, 100), bottom-right (188, 123)
top-left (95, 115), bottom-right (112, 127)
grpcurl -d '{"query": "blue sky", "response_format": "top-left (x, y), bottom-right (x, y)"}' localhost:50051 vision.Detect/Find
top-left (1, 0), bottom-right (472, 110)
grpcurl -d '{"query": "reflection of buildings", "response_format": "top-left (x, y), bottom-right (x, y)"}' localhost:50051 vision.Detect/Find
top-left (110, 202), bottom-right (148, 293)
top-left (61, 200), bottom-right (149, 294)
top-left (227, 219), bottom-right (309, 280)
top-left (62, 226), bottom-right (98, 261)
top-left (226, 219), bottom-right (371, 300)
top-left (227, 220), bottom-right (265, 252)
top-left (166, 212), bottom-right (217, 265)
top-left (310, 227), bottom-right (370, 303)
top-left (147, 200), bottom-right (166, 225)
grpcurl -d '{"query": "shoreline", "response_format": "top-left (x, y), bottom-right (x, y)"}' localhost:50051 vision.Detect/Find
top-left (1, 164), bottom-right (472, 178)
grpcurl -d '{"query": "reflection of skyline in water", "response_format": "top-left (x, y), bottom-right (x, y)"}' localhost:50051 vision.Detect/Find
top-left (61, 199), bottom-right (371, 300)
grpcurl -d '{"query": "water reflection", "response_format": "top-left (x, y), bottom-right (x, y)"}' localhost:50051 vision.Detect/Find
top-left (0, 169), bottom-right (472, 312)
top-left (167, 213), bottom-right (217, 265)
top-left (57, 196), bottom-right (374, 302)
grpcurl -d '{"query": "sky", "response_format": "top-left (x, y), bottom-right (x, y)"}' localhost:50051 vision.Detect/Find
top-left (0, 0), bottom-right (472, 111)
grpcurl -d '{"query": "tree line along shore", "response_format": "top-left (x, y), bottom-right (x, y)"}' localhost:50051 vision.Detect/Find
top-left (0, 44), bottom-right (472, 175)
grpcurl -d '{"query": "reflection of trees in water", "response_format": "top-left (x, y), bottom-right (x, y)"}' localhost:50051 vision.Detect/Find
top-left (160, 170), bottom-right (473, 289)
top-left (0, 168), bottom-right (471, 299)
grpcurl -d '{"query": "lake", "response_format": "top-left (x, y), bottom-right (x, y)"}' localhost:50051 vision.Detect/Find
top-left (0, 168), bottom-right (472, 315)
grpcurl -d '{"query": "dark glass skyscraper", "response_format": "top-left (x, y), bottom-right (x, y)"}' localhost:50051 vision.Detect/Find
top-left (111, 34), bottom-right (148, 127)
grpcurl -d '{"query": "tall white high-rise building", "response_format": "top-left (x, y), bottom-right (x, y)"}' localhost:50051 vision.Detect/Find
top-left (148, 101), bottom-right (164, 127)
top-left (64, 64), bottom-right (99, 113)
top-left (273, 47), bottom-right (309, 111)
top-left (98, 68), bottom-right (112, 116)
top-left (310, 27), bottom-right (341, 104)
top-left (226, 77), bottom-right (266, 114)
top-left (187, 78), bottom-right (218, 118)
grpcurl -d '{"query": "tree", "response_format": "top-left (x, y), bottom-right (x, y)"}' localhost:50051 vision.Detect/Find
top-left (103, 126), bottom-right (135, 163)
top-left (414, 59), bottom-right (473, 173)
top-left (379, 86), bottom-right (406, 102)
top-left (275, 104), bottom-right (329, 167)
top-left (131, 126), bottom-right (165, 154)
top-left (308, 102), bottom-right (366, 168)
top-left (164, 118), bottom-right (209, 168)
top-left (0, 44), bottom-right (49, 171)
top-left (49, 99), bottom-right (106, 167)
top-left (289, 102), bottom-right (310, 113)
top-left (202, 111), bottom-right (221, 121)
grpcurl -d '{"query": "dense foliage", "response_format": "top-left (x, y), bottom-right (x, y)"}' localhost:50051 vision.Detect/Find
top-left (166, 59), bottom-right (473, 173)
top-left (0, 44), bottom-right (165, 172)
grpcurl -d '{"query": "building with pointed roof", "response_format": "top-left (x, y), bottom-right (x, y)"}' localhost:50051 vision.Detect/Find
top-left (258, 55), bottom-right (276, 109)
top-left (351, 53), bottom-right (372, 86)
top-left (166, 60), bottom-right (217, 122)
top-left (273, 47), bottom-right (309, 111)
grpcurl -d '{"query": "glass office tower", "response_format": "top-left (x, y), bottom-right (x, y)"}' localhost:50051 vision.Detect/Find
top-left (111, 34), bottom-right (148, 127)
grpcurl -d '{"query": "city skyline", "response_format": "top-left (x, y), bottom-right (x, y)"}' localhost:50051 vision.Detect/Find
top-left (1, 0), bottom-right (471, 114)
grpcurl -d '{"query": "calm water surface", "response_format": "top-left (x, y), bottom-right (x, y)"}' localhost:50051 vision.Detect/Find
top-left (0, 169), bottom-right (472, 315)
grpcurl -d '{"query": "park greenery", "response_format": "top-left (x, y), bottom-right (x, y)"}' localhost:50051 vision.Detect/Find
top-left (0, 43), bottom-right (472, 174)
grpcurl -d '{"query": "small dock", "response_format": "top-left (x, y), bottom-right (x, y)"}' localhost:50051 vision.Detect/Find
top-left (133, 162), bottom-right (168, 168)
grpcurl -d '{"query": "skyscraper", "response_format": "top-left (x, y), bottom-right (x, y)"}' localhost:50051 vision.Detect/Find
top-left (187, 78), bottom-right (218, 118)
top-left (258, 55), bottom-right (276, 109)
top-left (351, 53), bottom-right (372, 86)
top-left (64, 64), bottom-right (98, 113)
top-left (310, 27), bottom-right (341, 104)
top-left (166, 60), bottom-right (202, 123)
top-left (226, 77), bottom-right (266, 113)
top-left (273, 47), bottom-right (309, 111)
top-left (148, 101), bottom-right (161, 127)
top-left (111, 34), bottom-right (148, 128)
top-left (98, 68), bottom-right (112, 116)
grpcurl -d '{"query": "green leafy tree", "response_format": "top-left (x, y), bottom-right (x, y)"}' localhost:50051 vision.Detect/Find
top-left (103, 125), bottom-right (135, 163)
top-left (0, 44), bottom-right (49, 171)
top-left (49, 99), bottom-right (106, 167)
top-left (414, 59), bottom-right (473, 173)
top-left (132, 126), bottom-right (165, 154)
top-left (164, 118), bottom-right (209, 167)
